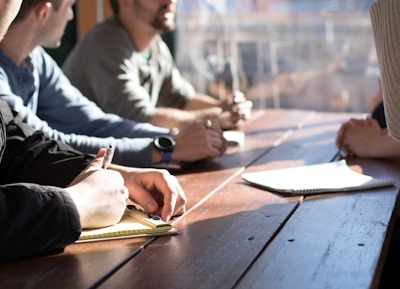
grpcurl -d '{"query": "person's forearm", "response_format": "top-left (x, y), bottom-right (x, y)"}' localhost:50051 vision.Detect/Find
top-left (151, 106), bottom-right (221, 129)
top-left (151, 107), bottom-right (195, 128)
top-left (183, 93), bottom-right (220, 110)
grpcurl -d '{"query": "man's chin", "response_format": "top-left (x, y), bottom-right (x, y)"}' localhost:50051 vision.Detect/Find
top-left (43, 41), bottom-right (62, 50)
top-left (153, 17), bottom-right (175, 32)
top-left (160, 23), bottom-right (175, 33)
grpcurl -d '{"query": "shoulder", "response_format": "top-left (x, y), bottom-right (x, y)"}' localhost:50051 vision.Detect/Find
top-left (81, 17), bottom-right (130, 48)
top-left (65, 17), bottom-right (135, 66)
top-left (0, 49), bottom-right (17, 73)
top-left (30, 46), bottom-right (62, 74)
top-left (30, 46), bottom-right (55, 64)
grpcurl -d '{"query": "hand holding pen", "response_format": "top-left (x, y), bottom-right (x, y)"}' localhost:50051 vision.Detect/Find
top-left (87, 146), bottom-right (186, 222)
top-left (66, 146), bottom-right (129, 228)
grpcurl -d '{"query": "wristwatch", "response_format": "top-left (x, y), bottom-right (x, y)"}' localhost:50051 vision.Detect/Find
top-left (153, 135), bottom-right (176, 164)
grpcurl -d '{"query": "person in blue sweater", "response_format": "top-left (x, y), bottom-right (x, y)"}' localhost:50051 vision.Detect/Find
top-left (0, 0), bottom-right (227, 168)
top-left (0, 0), bottom-right (186, 261)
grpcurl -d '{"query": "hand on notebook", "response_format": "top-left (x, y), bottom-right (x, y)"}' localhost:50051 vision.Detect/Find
top-left (336, 117), bottom-right (385, 157)
top-left (66, 148), bottom-right (129, 229)
top-left (109, 165), bottom-right (187, 222)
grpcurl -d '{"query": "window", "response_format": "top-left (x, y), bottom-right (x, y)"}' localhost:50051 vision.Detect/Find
top-left (175, 0), bottom-right (378, 112)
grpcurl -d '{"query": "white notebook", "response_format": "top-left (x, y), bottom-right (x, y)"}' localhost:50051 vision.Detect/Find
top-left (242, 160), bottom-right (396, 195)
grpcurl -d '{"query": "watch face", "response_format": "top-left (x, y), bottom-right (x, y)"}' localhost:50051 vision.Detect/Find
top-left (154, 136), bottom-right (175, 152)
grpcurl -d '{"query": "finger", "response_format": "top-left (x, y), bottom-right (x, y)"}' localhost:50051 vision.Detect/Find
top-left (232, 103), bottom-right (252, 117)
top-left (168, 176), bottom-right (187, 215)
top-left (219, 139), bottom-right (228, 155)
top-left (350, 118), bottom-right (368, 127)
top-left (208, 130), bottom-right (227, 151)
top-left (233, 91), bottom-right (246, 103)
top-left (131, 186), bottom-right (160, 215)
top-left (151, 174), bottom-right (186, 221)
top-left (234, 100), bottom-right (253, 110)
top-left (336, 124), bottom-right (347, 148)
top-left (133, 173), bottom-right (186, 221)
top-left (340, 144), bottom-right (352, 157)
top-left (335, 135), bottom-right (342, 149)
top-left (160, 192), bottom-right (175, 221)
top-left (204, 121), bottom-right (226, 143)
top-left (231, 108), bottom-right (249, 119)
top-left (84, 148), bottom-right (107, 172)
top-left (230, 115), bottom-right (243, 127)
top-left (367, 117), bottom-right (382, 130)
top-left (340, 133), bottom-right (357, 157)
top-left (241, 109), bottom-right (252, 120)
top-left (202, 118), bottom-right (220, 130)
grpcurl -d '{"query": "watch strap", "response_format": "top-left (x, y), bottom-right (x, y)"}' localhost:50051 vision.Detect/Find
top-left (160, 151), bottom-right (173, 164)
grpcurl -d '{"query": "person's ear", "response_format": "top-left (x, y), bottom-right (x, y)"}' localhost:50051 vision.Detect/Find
top-left (34, 1), bottom-right (53, 24)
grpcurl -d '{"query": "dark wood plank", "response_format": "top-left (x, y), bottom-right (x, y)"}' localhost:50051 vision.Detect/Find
top-left (96, 176), bottom-right (301, 289)
top-left (0, 238), bottom-right (154, 289)
top-left (176, 109), bottom-right (316, 209)
top-left (236, 158), bottom-right (400, 289)
top-left (0, 109), bottom-right (312, 289)
top-left (242, 111), bottom-right (364, 172)
top-left (96, 111), bottom-right (362, 289)
top-left (3, 110), bottom-right (387, 289)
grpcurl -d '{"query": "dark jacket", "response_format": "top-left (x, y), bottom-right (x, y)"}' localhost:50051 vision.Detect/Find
top-left (0, 99), bottom-right (93, 261)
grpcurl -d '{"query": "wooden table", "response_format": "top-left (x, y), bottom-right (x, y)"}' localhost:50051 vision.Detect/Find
top-left (1, 109), bottom-right (399, 289)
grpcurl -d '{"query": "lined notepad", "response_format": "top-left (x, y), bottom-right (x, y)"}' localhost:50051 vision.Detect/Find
top-left (77, 205), bottom-right (177, 242)
top-left (242, 160), bottom-right (396, 195)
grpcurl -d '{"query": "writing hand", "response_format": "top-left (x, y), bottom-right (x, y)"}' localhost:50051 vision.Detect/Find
top-left (66, 148), bottom-right (129, 228)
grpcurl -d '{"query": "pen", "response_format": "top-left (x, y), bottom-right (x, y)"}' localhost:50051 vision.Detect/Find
top-left (102, 145), bottom-right (114, 169)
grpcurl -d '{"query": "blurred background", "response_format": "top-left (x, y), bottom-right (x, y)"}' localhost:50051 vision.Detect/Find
top-left (49, 0), bottom-right (379, 113)
top-left (175, 0), bottom-right (378, 113)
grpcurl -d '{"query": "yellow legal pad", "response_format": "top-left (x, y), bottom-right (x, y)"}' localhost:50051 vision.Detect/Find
top-left (77, 205), bottom-right (177, 242)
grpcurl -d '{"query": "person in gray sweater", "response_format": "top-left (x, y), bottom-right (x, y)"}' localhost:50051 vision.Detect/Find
top-left (63, 0), bottom-right (252, 130)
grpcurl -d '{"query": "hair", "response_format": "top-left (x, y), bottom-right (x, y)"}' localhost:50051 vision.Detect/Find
top-left (109, 0), bottom-right (119, 15)
top-left (14, 0), bottom-right (62, 22)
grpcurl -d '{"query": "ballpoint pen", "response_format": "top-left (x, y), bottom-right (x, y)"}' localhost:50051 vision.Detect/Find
top-left (102, 145), bottom-right (114, 169)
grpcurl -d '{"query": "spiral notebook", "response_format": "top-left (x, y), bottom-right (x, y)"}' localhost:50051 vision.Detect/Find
top-left (242, 160), bottom-right (396, 195)
top-left (77, 205), bottom-right (177, 242)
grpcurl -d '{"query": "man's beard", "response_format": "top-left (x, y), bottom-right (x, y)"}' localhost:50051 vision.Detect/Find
top-left (151, 15), bottom-right (175, 33)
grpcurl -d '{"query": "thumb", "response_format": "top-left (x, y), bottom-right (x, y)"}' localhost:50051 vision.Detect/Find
top-left (86, 148), bottom-right (107, 171)
top-left (366, 117), bottom-right (381, 130)
top-left (67, 148), bottom-right (107, 187)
